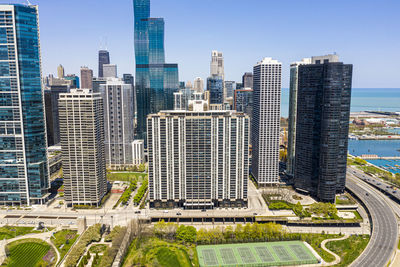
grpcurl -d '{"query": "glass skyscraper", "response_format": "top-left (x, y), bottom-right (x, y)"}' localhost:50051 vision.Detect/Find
top-left (0, 4), bottom-right (49, 205)
top-left (134, 0), bottom-right (179, 141)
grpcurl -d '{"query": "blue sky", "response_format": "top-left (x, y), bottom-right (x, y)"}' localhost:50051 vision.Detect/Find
top-left (5, 0), bottom-right (400, 88)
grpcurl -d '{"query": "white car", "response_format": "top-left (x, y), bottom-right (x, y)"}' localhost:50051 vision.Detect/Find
top-left (163, 210), bottom-right (169, 213)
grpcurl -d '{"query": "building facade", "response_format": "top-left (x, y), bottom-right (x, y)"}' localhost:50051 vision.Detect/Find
top-left (251, 58), bottom-right (281, 185)
top-left (294, 56), bottom-right (352, 202)
top-left (207, 76), bottom-right (224, 104)
top-left (103, 64), bottom-right (117, 78)
top-left (242, 72), bottom-right (253, 89)
top-left (234, 88), bottom-right (253, 120)
top-left (224, 81), bottom-right (236, 99)
top-left (132, 139), bottom-right (145, 165)
top-left (210, 50), bottom-right (224, 80)
top-left (286, 58), bottom-right (311, 177)
top-left (57, 64), bottom-right (64, 78)
top-left (98, 50), bottom-right (110, 78)
top-left (0, 4), bottom-right (49, 205)
top-left (148, 109), bottom-right (249, 209)
top-left (80, 66), bottom-right (93, 89)
top-left (193, 77), bottom-right (204, 92)
top-left (100, 78), bottom-right (134, 166)
top-left (134, 0), bottom-right (179, 141)
top-left (59, 89), bottom-right (107, 206)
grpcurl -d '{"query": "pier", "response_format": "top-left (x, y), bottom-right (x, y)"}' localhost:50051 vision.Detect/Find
top-left (359, 155), bottom-right (400, 160)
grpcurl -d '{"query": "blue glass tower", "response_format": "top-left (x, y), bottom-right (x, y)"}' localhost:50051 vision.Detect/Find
top-left (0, 4), bottom-right (49, 205)
top-left (134, 0), bottom-right (179, 141)
top-left (207, 76), bottom-right (224, 104)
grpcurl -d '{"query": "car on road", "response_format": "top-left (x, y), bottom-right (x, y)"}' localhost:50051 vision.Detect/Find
top-left (201, 209), bottom-right (206, 212)
top-left (134, 211), bottom-right (141, 214)
top-left (393, 191), bottom-right (397, 194)
top-left (176, 212), bottom-right (182, 215)
top-left (366, 192), bottom-right (369, 196)
top-left (253, 213), bottom-right (257, 215)
top-left (163, 210), bottom-right (169, 213)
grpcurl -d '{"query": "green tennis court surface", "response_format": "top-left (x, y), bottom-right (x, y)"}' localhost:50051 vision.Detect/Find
top-left (197, 240), bottom-right (318, 267)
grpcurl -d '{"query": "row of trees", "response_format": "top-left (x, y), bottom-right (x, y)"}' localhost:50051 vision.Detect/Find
top-left (153, 221), bottom-right (305, 245)
top-left (133, 179), bottom-right (148, 205)
top-left (107, 164), bottom-right (146, 172)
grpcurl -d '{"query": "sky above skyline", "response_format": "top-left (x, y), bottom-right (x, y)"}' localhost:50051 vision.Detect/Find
top-left (4, 0), bottom-right (400, 88)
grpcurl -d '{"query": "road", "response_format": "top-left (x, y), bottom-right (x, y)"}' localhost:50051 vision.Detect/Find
top-left (346, 170), bottom-right (398, 267)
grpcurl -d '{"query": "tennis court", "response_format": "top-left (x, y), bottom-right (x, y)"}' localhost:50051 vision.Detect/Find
top-left (197, 240), bottom-right (318, 267)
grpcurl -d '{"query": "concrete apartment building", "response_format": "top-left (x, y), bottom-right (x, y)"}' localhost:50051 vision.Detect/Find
top-left (59, 89), bottom-right (107, 206)
top-left (147, 107), bottom-right (250, 209)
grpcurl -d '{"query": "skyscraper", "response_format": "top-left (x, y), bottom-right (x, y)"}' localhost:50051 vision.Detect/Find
top-left (251, 58), bottom-right (281, 185)
top-left (207, 76), bottom-right (224, 104)
top-left (294, 55), bottom-right (352, 202)
top-left (100, 78), bottom-right (134, 166)
top-left (57, 64), bottom-right (65, 78)
top-left (123, 73), bottom-right (136, 115)
top-left (103, 64), bottom-right (117, 78)
top-left (59, 89), bottom-right (107, 206)
top-left (286, 58), bottom-right (311, 177)
top-left (242, 72), bottom-right (253, 89)
top-left (234, 88), bottom-right (253, 120)
top-left (148, 109), bottom-right (249, 208)
top-left (98, 50), bottom-right (110, 78)
top-left (80, 66), bottom-right (93, 89)
top-left (224, 81), bottom-right (236, 99)
top-left (0, 4), bottom-right (49, 205)
top-left (210, 50), bottom-right (224, 80)
top-left (134, 0), bottom-right (179, 141)
top-left (193, 77), bottom-right (204, 92)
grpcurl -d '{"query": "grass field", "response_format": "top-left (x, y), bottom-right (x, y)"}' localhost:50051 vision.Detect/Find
top-left (107, 172), bottom-right (147, 182)
top-left (4, 238), bottom-right (55, 267)
top-left (122, 237), bottom-right (197, 267)
top-left (51, 230), bottom-right (79, 260)
top-left (0, 226), bottom-right (38, 240)
top-left (197, 240), bottom-right (318, 267)
top-left (326, 234), bottom-right (370, 267)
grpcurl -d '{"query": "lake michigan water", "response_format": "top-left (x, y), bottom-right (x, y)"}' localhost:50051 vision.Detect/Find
top-left (281, 88), bottom-right (400, 117)
top-left (281, 88), bottom-right (400, 174)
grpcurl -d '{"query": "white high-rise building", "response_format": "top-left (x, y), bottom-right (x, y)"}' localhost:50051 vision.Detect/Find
top-left (59, 89), bottom-right (107, 206)
top-left (193, 77), bottom-right (204, 92)
top-left (148, 108), bottom-right (249, 209)
top-left (132, 140), bottom-right (145, 165)
top-left (103, 64), bottom-right (118, 78)
top-left (210, 50), bottom-right (224, 80)
top-left (100, 78), bottom-right (134, 166)
top-left (251, 58), bottom-right (282, 185)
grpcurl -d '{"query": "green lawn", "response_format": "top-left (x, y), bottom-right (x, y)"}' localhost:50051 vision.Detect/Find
top-left (0, 226), bottom-right (38, 240)
top-left (326, 235), bottom-right (370, 267)
top-left (89, 244), bottom-right (108, 254)
top-left (4, 238), bottom-right (55, 267)
top-left (122, 237), bottom-right (197, 267)
top-left (107, 172), bottom-right (147, 182)
top-left (50, 230), bottom-right (78, 260)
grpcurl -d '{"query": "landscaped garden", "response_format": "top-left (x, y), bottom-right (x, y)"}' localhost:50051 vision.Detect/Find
top-left (107, 171), bottom-right (147, 182)
top-left (326, 234), bottom-right (370, 266)
top-left (0, 226), bottom-right (40, 240)
top-left (3, 238), bottom-right (56, 267)
top-left (50, 229), bottom-right (79, 260)
top-left (121, 221), bottom-right (369, 267)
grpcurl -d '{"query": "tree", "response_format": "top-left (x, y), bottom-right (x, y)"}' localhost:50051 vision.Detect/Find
top-left (176, 225), bottom-right (197, 243)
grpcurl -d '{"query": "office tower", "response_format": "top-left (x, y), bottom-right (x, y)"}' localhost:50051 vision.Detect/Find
top-left (59, 89), bottom-right (107, 206)
top-left (234, 88), bottom-right (253, 119)
top-left (80, 66), bottom-right (93, 89)
top-left (224, 81), bottom-right (236, 99)
top-left (147, 108), bottom-right (249, 208)
top-left (179, 81), bottom-right (185, 89)
top-left (98, 50), bottom-right (110, 78)
top-left (286, 58), bottom-right (312, 177)
top-left (64, 75), bottom-right (79, 88)
top-left (251, 58), bottom-right (281, 185)
top-left (0, 4), bottom-right (49, 205)
top-left (132, 140), bottom-right (145, 165)
top-left (57, 64), bottom-right (65, 78)
top-left (103, 64), bottom-right (117, 78)
top-left (123, 73), bottom-right (136, 115)
top-left (207, 76), bottom-right (224, 104)
top-left (44, 85), bottom-right (70, 146)
top-left (193, 77), bottom-right (204, 92)
top-left (92, 77), bottom-right (106, 93)
top-left (210, 50), bottom-right (224, 80)
top-left (100, 78), bottom-right (134, 166)
top-left (242, 72), bottom-right (253, 89)
top-left (294, 55), bottom-right (352, 202)
top-left (134, 0), bottom-right (179, 141)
